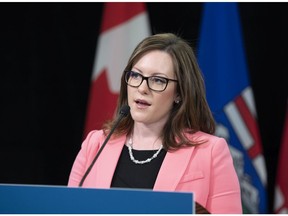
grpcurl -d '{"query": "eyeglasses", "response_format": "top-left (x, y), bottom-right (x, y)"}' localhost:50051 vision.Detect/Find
top-left (125, 71), bottom-right (178, 92)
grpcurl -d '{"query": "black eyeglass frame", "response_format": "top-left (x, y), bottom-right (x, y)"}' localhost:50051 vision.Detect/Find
top-left (124, 70), bottom-right (178, 92)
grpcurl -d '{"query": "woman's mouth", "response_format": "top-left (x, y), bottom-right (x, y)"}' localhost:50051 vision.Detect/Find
top-left (135, 99), bottom-right (151, 108)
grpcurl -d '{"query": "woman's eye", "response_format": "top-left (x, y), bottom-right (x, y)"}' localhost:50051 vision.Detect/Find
top-left (131, 72), bottom-right (141, 79)
top-left (151, 77), bottom-right (166, 84)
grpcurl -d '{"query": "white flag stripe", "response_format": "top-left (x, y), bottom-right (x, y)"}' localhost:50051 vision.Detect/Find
top-left (226, 99), bottom-right (267, 187)
top-left (242, 86), bottom-right (257, 118)
top-left (92, 12), bottom-right (150, 93)
top-left (252, 154), bottom-right (267, 185)
top-left (275, 185), bottom-right (284, 211)
top-left (225, 101), bottom-right (254, 149)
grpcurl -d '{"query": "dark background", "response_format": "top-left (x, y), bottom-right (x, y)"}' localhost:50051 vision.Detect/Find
top-left (0, 2), bottom-right (287, 213)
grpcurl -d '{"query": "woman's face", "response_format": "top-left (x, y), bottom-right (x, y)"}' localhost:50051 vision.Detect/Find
top-left (127, 50), bottom-right (178, 127)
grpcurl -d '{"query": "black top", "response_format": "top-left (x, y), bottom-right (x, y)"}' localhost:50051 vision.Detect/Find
top-left (111, 145), bottom-right (167, 189)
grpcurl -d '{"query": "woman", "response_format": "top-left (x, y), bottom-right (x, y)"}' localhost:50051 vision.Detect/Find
top-left (68, 33), bottom-right (242, 213)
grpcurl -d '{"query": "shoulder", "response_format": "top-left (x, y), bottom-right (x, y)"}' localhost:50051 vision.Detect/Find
top-left (82, 130), bottom-right (127, 151)
top-left (186, 131), bottom-right (231, 156)
top-left (187, 131), bottom-right (228, 147)
top-left (80, 130), bottom-right (106, 153)
top-left (85, 130), bottom-right (105, 141)
top-left (83, 130), bottom-right (105, 145)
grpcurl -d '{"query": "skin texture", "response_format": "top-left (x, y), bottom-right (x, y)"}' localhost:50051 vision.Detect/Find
top-left (127, 50), bottom-right (179, 150)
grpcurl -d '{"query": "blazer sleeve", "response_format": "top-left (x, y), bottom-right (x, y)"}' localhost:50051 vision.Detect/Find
top-left (67, 130), bottom-right (103, 187)
top-left (206, 137), bottom-right (242, 213)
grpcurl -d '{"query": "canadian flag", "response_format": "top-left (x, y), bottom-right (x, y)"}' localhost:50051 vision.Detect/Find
top-left (274, 101), bottom-right (288, 213)
top-left (84, 3), bottom-right (150, 137)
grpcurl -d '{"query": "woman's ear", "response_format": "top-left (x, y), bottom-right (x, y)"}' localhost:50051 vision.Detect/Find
top-left (174, 95), bottom-right (181, 104)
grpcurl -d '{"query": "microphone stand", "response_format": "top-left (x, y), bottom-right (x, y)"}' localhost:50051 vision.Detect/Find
top-left (79, 105), bottom-right (130, 187)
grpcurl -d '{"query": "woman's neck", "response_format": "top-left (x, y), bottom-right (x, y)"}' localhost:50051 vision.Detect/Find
top-left (130, 123), bottom-right (163, 150)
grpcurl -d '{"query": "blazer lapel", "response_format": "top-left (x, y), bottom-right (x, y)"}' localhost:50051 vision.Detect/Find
top-left (94, 135), bottom-right (127, 188)
top-left (153, 146), bottom-right (195, 191)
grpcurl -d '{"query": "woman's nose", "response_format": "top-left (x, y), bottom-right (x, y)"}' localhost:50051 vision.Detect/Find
top-left (137, 79), bottom-right (150, 94)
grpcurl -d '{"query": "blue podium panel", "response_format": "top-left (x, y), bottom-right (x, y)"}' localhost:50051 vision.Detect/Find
top-left (0, 184), bottom-right (194, 214)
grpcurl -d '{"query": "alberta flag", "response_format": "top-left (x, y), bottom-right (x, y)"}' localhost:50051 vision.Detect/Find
top-left (84, 3), bottom-right (150, 137)
top-left (198, 3), bottom-right (267, 213)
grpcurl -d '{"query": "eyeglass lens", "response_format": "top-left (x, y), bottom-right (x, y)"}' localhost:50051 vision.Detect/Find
top-left (125, 71), bottom-right (168, 91)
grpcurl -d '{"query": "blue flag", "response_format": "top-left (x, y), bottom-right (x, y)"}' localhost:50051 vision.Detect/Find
top-left (198, 3), bottom-right (267, 213)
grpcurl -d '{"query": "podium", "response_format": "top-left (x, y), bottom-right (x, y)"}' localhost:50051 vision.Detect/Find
top-left (0, 184), bottom-right (194, 213)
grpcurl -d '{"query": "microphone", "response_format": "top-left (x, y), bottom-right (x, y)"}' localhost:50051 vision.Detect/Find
top-left (79, 105), bottom-right (130, 187)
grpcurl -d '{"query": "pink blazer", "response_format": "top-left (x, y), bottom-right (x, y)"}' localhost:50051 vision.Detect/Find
top-left (68, 130), bottom-right (242, 214)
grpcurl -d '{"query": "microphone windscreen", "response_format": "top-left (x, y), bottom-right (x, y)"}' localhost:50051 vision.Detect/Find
top-left (119, 105), bottom-right (130, 116)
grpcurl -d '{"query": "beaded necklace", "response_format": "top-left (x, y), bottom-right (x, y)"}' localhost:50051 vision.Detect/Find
top-left (127, 136), bottom-right (163, 165)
